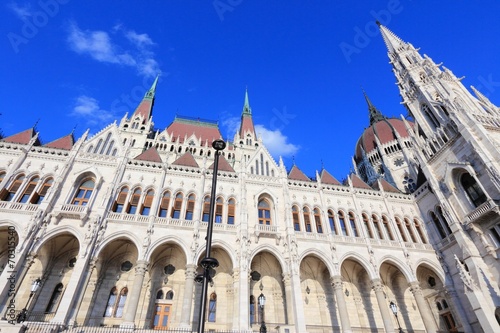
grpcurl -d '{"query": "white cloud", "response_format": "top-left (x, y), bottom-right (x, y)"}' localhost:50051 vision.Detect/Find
top-left (8, 2), bottom-right (33, 19)
top-left (255, 124), bottom-right (299, 158)
top-left (221, 115), bottom-right (240, 139)
top-left (67, 22), bottom-right (160, 78)
top-left (71, 95), bottom-right (114, 126)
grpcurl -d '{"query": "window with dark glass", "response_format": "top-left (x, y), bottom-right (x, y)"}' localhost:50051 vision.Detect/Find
top-left (292, 206), bottom-right (300, 231)
top-left (258, 200), bottom-right (271, 225)
top-left (1, 174), bottom-right (25, 201)
top-left (34, 178), bottom-right (53, 204)
top-left (115, 287), bottom-right (128, 318)
top-left (208, 293), bottom-right (217, 322)
top-left (19, 176), bottom-right (39, 203)
top-left (202, 196), bottom-right (210, 222)
top-left (249, 295), bottom-right (256, 324)
top-left (363, 214), bottom-right (374, 238)
top-left (141, 189), bottom-right (154, 216)
top-left (215, 197), bottom-right (223, 223)
top-left (328, 210), bottom-right (337, 234)
top-left (314, 208), bottom-right (323, 233)
top-left (104, 287), bottom-right (117, 317)
top-left (45, 283), bottom-right (63, 313)
top-left (113, 187), bottom-right (129, 213)
top-left (158, 191), bottom-right (171, 217)
top-left (72, 179), bottom-right (95, 206)
top-left (185, 194), bottom-right (195, 220)
top-left (227, 198), bottom-right (235, 224)
top-left (372, 214), bottom-right (384, 239)
top-left (171, 193), bottom-right (183, 219)
top-left (338, 211), bottom-right (347, 236)
top-left (461, 173), bottom-right (487, 207)
top-left (128, 188), bottom-right (141, 214)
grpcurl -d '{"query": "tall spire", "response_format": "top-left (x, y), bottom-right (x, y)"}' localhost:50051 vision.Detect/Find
top-left (238, 88), bottom-right (256, 141)
top-left (377, 22), bottom-right (406, 54)
top-left (363, 89), bottom-right (385, 125)
top-left (242, 87), bottom-right (252, 115)
top-left (132, 74), bottom-right (159, 123)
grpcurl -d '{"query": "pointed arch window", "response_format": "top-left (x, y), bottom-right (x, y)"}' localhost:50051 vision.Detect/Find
top-left (1, 174), bottom-right (25, 201)
top-left (314, 208), bottom-right (323, 233)
top-left (249, 295), bottom-right (256, 324)
top-left (156, 290), bottom-right (164, 300)
top-left (227, 198), bottom-right (236, 224)
top-left (372, 214), bottom-right (384, 239)
top-left (115, 287), bottom-right (128, 318)
top-left (113, 187), bottom-right (129, 213)
top-left (202, 196), bottom-right (210, 222)
top-left (382, 216), bottom-right (394, 240)
top-left (363, 214), bottom-right (374, 238)
top-left (414, 218), bottom-right (427, 243)
top-left (128, 188), bottom-right (141, 214)
top-left (185, 194), bottom-right (195, 220)
top-left (430, 211), bottom-right (447, 239)
top-left (349, 212), bottom-right (359, 237)
top-left (19, 176), bottom-right (39, 203)
top-left (405, 218), bottom-right (417, 243)
top-left (158, 191), bottom-right (171, 217)
top-left (166, 290), bottom-right (174, 300)
top-left (104, 287), bottom-right (118, 317)
top-left (461, 173), bottom-right (487, 207)
top-left (328, 210), bottom-right (337, 235)
top-left (258, 199), bottom-right (272, 225)
top-left (141, 189), bottom-right (154, 216)
top-left (171, 193), bottom-right (183, 219)
top-left (208, 293), bottom-right (217, 322)
top-left (34, 178), bottom-right (53, 204)
top-left (395, 217), bottom-right (408, 242)
top-left (292, 205), bottom-right (300, 231)
top-left (72, 179), bottom-right (95, 206)
top-left (422, 104), bottom-right (440, 129)
top-left (338, 211), bottom-right (347, 236)
top-left (215, 197), bottom-right (223, 223)
top-left (45, 283), bottom-right (64, 313)
top-left (436, 206), bottom-right (453, 234)
top-left (303, 207), bottom-right (312, 232)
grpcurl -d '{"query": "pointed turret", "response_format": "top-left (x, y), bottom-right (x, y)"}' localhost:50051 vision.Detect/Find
top-left (363, 90), bottom-right (386, 125)
top-left (132, 75), bottom-right (159, 123)
top-left (377, 22), bottom-right (407, 54)
top-left (238, 88), bottom-right (257, 143)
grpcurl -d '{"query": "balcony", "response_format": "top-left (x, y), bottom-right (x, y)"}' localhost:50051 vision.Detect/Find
top-left (54, 204), bottom-right (89, 221)
top-left (0, 200), bottom-right (39, 214)
top-left (108, 212), bottom-right (150, 224)
top-left (254, 224), bottom-right (280, 243)
top-left (465, 199), bottom-right (500, 224)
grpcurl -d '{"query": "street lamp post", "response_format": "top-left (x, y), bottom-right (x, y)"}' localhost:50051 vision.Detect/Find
top-left (258, 293), bottom-right (267, 333)
top-left (196, 139), bottom-right (226, 333)
top-left (17, 277), bottom-right (42, 323)
top-left (389, 301), bottom-right (404, 333)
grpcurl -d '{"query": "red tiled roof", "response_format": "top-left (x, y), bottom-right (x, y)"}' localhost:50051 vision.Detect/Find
top-left (132, 99), bottom-right (153, 124)
top-left (208, 154), bottom-right (234, 172)
top-left (377, 179), bottom-right (401, 193)
top-left (288, 165), bottom-right (310, 181)
top-left (320, 169), bottom-right (341, 185)
top-left (167, 118), bottom-right (222, 147)
top-left (239, 114), bottom-right (256, 138)
top-left (172, 152), bottom-right (199, 168)
top-left (350, 174), bottom-right (373, 190)
top-left (44, 134), bottom-right (74, 150)
top-left (134, 147), bottom-right (162, 163)
top-left (2, 128), bottom-right (38, 145)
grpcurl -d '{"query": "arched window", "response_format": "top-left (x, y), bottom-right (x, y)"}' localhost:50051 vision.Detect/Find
top-left (405, 218), bottom-right (417, 243)
top-left (372, 214), bottom-right (384, 239)
top-left (141, 189), bottom-right (154, 216)
top-left (171, 193), bottom-right (183, 219)
top-left (437, 299), bottom-right (458, 331)
top-left (395, 217), bottom-right (408, 242)
top-left (258, 199), bottom-right (271, 225)
top-left (314, 208), bottom-right (323, 233)
top-left (328, 210), bottom-right (337, 235)
top-left (292, 205), bottom-right (300, 231)
top-left (104, 287), bottom-right (118, 317)
top-left (227, 198), bottom-right (236, 224)
top-left (185, 194), bottom-right (195, 220)
top-left (128, 188), bottom-right (141, 214)
top-left (382, 216), bottom-right (394, 240)
top-left (202, 196), bottom-right (210, 222)
top-left (414, 219), bottom-right (427, 243)
top-left (431, 211), bottom-right (447, 239)
top-left (215, 197), bottom-right (223, 223)
top-left (363, 214), bottom-right (374, 238)
top-left (338, 211), bottom-right (347, 236)
top-left (156, 290), bottom-right (164, 299)
top-left (303, 207), bottom-right (312, 233)
top-left (422, 104), bottom-right (440, 129)
top-left (1, 174), bottom-right (25, 201)
top-left (158, 191), bottom-right (171, 217)
top-left (113, 187), bottom-right (129, 213)
top-left (19, 176), bottom-right (39, 203)
top-left (72, 179), bottom-right (95, 206)
top-left (166, 290), bottom-right (174, 300)
top-left (461, 173), bottom-right (487, 207)
top-left (208, 293), bottom-right (217, 322)
top-left (34, 178), bottom-right (53, 204)
top-left (115, 287), bottom-right (128, 318)
top-left (349, 212), bottom-right (359, 237)
top-left (45, 283), bottom-right (64, 313)
top-left (249, 295), bottom-right (256, 324)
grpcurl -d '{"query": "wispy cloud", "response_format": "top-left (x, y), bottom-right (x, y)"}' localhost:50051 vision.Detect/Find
top-left (255, 124), bottom-right (299, 158)
top-left (71, 95), bottom-right (115, 127)
top-left (67, 22), bottom-right (160, 78)
top-left (8, 2), bottom-right (33, 19)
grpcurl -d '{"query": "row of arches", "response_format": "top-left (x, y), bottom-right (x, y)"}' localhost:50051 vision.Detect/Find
top-left (0, 172), bottom-right (53, 204)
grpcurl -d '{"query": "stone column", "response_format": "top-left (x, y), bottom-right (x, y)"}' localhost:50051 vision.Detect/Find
top-left (289, 267), bottom-right (307, 332)
top-left (231, 268), bottom-right (240, 331)
top-left (121, 260), bottom-right (148, 328)
top-left (179, 264), bottom-right (197, 329)
top-left (331, 275), bottom-right (352, 333)
top-left (238, 268), bottom-right (249, 331)
top-left (409, 281), bottom-right (438, 333)
top-left (371, 278), bottom-right (395, 333)
top-left (282, 273), bottom-right (294, 326)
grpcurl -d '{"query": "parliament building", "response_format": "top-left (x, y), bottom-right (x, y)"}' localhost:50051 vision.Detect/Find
top-left (1, 24), bottom-right (500, 333)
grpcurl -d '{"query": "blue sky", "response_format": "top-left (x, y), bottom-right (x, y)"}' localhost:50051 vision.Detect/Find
top-left (2, 1), bottom-right (500, 181)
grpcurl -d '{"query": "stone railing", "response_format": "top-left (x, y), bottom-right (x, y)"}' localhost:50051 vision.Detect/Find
top-left (465, 199), bottom-right (500, 224)
top-left (0, 201), bottom-right (39, 213)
